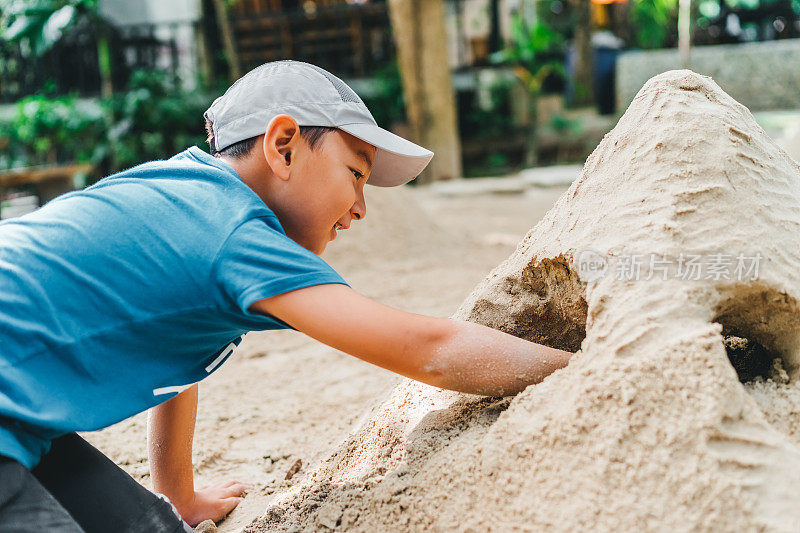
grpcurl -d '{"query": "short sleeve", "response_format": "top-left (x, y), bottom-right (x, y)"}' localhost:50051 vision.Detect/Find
top-left (213, 216), bottom-right (349, 318)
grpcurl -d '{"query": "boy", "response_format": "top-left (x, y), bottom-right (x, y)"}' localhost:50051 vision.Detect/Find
top-left (0, 61), bottom-right (572, 531)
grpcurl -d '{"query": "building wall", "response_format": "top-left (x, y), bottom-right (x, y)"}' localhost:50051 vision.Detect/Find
top-left (445, 0), bottom-right (536, 68)
top-left (100, 0), bottom-right (201, 25)
top-left (99, 0), bottom-right (202, 90)
top-left (616, 39), bottom-right (800, 112)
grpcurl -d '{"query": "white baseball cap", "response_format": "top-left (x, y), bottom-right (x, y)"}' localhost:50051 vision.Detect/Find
top-left (204, 60), bottom-right (434, 187)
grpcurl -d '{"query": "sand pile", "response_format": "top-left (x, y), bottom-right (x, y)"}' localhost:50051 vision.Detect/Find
top-left (245, 70), bottom-right (800, 532)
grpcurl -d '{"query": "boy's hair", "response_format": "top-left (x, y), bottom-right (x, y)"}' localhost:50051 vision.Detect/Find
top-left (204, 119), bottom-right (334, 158)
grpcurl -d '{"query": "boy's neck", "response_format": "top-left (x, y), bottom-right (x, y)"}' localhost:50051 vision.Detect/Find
top-left (218, 153), bottom-right (276, 209)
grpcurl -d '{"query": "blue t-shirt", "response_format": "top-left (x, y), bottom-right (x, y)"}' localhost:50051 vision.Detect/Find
top-left (0, 146), bottom-right (348, 468)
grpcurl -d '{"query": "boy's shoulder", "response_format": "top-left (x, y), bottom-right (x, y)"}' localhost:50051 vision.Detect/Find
top-left (70, 147), bottom-right (273, 231)
top-left (90, 146), bottom-right (238, 188)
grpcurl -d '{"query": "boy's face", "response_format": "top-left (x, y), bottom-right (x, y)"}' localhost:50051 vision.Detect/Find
top-left (278, 129), bottom-right (375, 255)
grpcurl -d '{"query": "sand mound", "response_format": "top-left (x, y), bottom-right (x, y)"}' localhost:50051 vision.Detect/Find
top-left (245, 70), bottom-right (800, 532)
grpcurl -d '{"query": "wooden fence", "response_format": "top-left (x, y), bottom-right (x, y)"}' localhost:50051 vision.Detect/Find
top-left (0, 20), bottom-right (189, 102)
top-left (231, 1), bottom-right (394, 77)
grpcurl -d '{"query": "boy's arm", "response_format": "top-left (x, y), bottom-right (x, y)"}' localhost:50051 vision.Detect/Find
top-left (251, 284), bottom-right (573, 396)
top-left (147, 384), bottom-right (250, 526)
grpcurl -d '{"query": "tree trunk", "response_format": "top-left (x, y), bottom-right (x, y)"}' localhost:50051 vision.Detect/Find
top-left (212, 0), bottom-right (241, 80)
top-left (96, 24), bottom-right (113, 97)
top-left (570, 0), bottom-right (593, 107)
top-left (388, 0), bottom-right (462, 184)
top-left (678, 0), bottom-right (692, 68)
top-left (611, 0), bottom-right (632, 47)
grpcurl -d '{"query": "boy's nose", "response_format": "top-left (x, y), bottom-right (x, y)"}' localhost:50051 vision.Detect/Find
top-left (351, 199), bottom-right (366, 222)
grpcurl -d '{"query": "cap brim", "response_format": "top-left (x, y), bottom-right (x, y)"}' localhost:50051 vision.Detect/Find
top-left (338, 123), bottom-right (434, 187)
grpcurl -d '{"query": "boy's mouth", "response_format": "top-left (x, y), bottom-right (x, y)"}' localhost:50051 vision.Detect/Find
top-left (331, 221), bottom-right (346, 241)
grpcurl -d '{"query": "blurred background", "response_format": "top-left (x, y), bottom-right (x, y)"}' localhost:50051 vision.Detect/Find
top-left (1, 0), bottom-right (799, 218)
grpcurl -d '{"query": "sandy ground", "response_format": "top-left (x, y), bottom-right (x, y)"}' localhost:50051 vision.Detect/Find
top-left (83, 183), bottom-right (569, 532)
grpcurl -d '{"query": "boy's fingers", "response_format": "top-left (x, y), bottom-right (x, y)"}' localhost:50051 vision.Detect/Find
top-left (203, 479), bottom-right (253, 494)
top-left (220, 496), bottom-right (244, 514)
top-left (224, 483), bottom-right (249, 497)
top-left (217, 479), bottom-right (248, 488)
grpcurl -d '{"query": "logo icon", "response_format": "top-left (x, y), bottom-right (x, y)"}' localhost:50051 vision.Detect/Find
top-left (575, 249), bottom-right (608, 282)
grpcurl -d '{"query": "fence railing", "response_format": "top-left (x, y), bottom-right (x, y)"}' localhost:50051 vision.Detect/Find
top-left (0, 20), bottom-right (195, 103)
top-left (0, 2), bottom-right (393, 102)
top-left (231, 2), bottom-right (394, 78)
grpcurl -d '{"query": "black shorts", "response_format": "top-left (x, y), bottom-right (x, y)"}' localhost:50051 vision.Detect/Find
top-left (0, 433), bottom-right (193, 533)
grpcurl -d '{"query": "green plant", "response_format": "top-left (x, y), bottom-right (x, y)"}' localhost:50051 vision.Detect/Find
top-left (0, 0), bottom-right (113, 95)
top-left (630, 0), bottom-right (679, 49)
top-left (363, 61), bottom-right (406, 129)
top-left (485, 151), bottom-right (509, 171)
top-left (461, 76), bottom-right (516, 140)
top-left (100, 70), bottom-right (212, 171)
top-left (550, 113), bottom-right (582, 135)
top-left (1, 94), bottom-right (105, 168)
top-left (0, 70), bottom-right (215, 174)
top-left (490, 14), bottom-right (565, 96)
top-left (487, 13), bottom-right (567, 167)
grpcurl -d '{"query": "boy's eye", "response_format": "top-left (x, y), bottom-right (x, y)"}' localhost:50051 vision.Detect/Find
top-left (351, 169), bottom-right (364, 180)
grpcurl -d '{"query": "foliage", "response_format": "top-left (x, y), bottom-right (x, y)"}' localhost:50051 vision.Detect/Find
top-left (536, 0), bottom-right (573, 38)
top-left (0, 0), bottom-right (99, 55)
top-left (460, 76), bottom-right (516, 140)
top-left (101, 70), bottom-right (211, 171)
top-left (0, 94), bottom-right (104, 169)
top-left (630, 0), bottom-right (679, 49)
top-left (476, 13), bottom-right (568, 174)
top-left (0, 70), bottom-right (213, 174)
top-left (1, 0), bottom-right (113, 97)
top-left (725, 0), bottom-right (760, 8)
top-left (550, 113), bottom-right (582, 135)
top-left (489, 14), bottom-right (565, 96)
top-left (362, 60), bottom-right (406, 129)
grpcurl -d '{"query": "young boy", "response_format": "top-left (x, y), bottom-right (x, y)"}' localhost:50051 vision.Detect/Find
top-left (0, 61), bottom-right (572, 531)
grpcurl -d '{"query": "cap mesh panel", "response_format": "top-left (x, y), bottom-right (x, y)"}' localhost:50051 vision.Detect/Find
top-left (301, 62), bottom-right (364, 104)
top-left (273, 60), bottom-right (363, 104)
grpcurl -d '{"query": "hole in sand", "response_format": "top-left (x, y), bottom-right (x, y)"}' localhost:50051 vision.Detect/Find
top-left (722, 334), bottom-right (784, 383)
top-left (514, 256), bottom-right (588, 353)
top-left (712, 283), bottom-right (800, 383)
top-left (712, 286), bottom-right (800, 447)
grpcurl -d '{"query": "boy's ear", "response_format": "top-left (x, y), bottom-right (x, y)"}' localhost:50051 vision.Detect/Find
top-left (263, 115), bottom-right (300, 182)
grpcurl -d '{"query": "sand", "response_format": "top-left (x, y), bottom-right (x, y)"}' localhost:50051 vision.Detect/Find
top-left (244, 70), bottom-right (800, 532)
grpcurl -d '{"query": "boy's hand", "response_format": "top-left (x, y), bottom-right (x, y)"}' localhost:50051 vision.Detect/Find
top-left (178, 479), bottom-right (252, 527)
top-left (149, 386), bottom-right (252, 527)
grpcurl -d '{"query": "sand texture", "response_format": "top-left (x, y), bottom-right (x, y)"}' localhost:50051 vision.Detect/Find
top-left (244, 70), bottom-right (800, 532)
